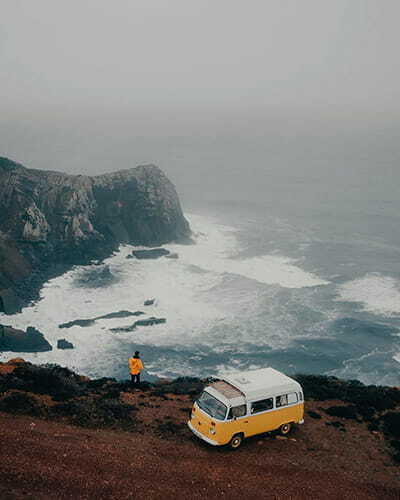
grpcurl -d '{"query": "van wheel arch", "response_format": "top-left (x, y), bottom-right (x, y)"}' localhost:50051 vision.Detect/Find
top-left (228, 433), bottom-right (244, 450)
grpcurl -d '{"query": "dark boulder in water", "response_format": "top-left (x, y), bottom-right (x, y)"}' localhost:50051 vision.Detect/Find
top-left (59, 319), bottom-right (96, 329)
top-left (0, 324), bottom-right (52, 353)
top-left (134, 317), bottom-right (166, 327)
top-left (110, 325), bottom-right (136, 333)
top-left (110, 316), bottom-right (166, 333)
top-left (144, 299), bottom-right (155, 306)
top-left (131, 248), bottom-right (170, 259)
top-left (96, 310), bottom-right (144, 320)
top-left (57, 339), bottom-right (74, 349)
top-left (59, 310), bottom-right (145, 329)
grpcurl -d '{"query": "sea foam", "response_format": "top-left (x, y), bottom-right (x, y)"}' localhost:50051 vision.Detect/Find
top-left (0, 213), bottom-right (328, 378)
top-left (168, 214), bottom-right (328, 288)
top-left (337, 273), bottom-right (400, 317)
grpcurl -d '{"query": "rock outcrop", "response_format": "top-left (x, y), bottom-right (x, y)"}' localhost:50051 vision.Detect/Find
top-left (57, 339), bottom-right (74, 350)
top-left (58, 310), bottom-right (145, 329)
top-left (0, 325), bottom-right (52, 352)
top-left (0, 157), bottom-right (190, 313)
top-left (131, 248), bottom-right (170, 259)
top-left (110, 316), bottom-right (166, 332)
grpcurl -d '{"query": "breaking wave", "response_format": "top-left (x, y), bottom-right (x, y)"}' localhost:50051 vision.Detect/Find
top-left (0, 213), bottom-right (328, 379)
top-left (336, 273), bottom-right (400, 317)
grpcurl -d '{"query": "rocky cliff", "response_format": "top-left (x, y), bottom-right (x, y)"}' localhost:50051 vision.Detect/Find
top-left (0, 157), bottom-right (190, 313)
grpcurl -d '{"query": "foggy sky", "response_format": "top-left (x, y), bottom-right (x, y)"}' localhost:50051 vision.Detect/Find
top-left (1, 1), bottom-right (400, 189)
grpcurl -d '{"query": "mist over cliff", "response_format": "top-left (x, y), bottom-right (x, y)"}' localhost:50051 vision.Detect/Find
top-left (0, 157), bottom-right (190, 313)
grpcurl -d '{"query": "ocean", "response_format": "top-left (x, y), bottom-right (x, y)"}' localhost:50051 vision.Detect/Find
top-left (1, 120), bottom-right (400, 385)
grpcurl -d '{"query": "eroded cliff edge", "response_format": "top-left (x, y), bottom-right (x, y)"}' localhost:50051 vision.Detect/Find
top-left (0, 157), bottom-right (190, 313)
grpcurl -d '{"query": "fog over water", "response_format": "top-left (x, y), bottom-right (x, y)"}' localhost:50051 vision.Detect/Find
top-left (1, 1), bottom-right (400, 383)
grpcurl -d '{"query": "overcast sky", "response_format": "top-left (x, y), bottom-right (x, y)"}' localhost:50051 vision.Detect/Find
top-left (1, 1), bottom-right (400, 179)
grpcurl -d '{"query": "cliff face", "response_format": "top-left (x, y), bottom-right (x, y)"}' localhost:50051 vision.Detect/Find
top-left (0, 157), bottom-right (190, 313)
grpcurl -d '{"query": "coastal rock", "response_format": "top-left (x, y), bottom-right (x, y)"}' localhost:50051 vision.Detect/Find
top-left (58, 310), bottom-right (145, 329)
top-left (131, 248), bottom-right (170, 259)
top-left (144, 299), bottom-right (155, 306)
top-left (0, 324), bottom-right (52, 352)
top-left (57, 339), bottom-right (74, 349)
top-left (59, 319), bottom-right (96, 329)
top-left (96, 310), bottom-right (144, 320)
top-left (0, 157), bottom-right (191, 313)
top-left (110, 316), bottom-right (166, 332)
top-left (134, 317), bottom-right (166, 327)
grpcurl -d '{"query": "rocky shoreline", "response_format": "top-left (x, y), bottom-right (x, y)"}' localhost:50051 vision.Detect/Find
top-left (0, 301), bottom-right (167, 353)
top-left (0, 325), bottom-right (52, 353)
top-left (0, 156), bottom-right (190, 314)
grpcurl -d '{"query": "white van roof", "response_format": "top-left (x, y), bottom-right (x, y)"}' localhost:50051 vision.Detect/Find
top-left (222, 367), bottom-right (302, 402)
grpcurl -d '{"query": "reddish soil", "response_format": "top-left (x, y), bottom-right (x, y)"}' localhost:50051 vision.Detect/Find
top-left (0, 390), bottom-right (399, 500)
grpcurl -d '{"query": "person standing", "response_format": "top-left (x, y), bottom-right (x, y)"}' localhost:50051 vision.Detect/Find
top-left (129, 351), bottom-right (143, 387)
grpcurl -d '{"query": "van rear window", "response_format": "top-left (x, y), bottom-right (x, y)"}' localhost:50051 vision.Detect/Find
top-left (197, 391), bottom-right (227, 420)
top-left (276, 392), bottom-right (298, 407)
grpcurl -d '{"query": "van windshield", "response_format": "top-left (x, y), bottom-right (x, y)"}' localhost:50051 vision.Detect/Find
top-left (196, 391), bottom-right (227, 420)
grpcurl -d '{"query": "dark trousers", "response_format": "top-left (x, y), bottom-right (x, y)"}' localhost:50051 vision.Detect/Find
top-left (131, 373), bottom-right (141, 385)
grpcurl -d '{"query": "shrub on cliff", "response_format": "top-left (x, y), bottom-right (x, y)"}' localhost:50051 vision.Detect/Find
top-left (0, 390), bottom-right (47, 417)
top-left (4, 363), bottom-right (86, 400)
top-left (325, 405), bottom-right (359, 420)
top-left (152, 377), bottom-right (204, 397)
top-left (381, 412), bottom-right (400, 439)
top-left (52, 397), bottom-right (137, 428)
top-left (295, 374), bottom-right (400, 413)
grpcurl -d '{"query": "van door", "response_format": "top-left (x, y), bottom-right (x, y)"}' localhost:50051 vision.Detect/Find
top-left (220, 404), bottom-right (249, 443)
top-left (247, 397), bottom-right (276, 436)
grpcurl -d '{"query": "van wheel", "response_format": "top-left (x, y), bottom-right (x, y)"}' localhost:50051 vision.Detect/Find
top-left (279, 423), bottom-right (292, 435)
top-left (229, 433), bottom-right (243, 450)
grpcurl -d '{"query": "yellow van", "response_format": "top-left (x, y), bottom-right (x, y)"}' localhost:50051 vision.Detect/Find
top-left (188, 367), bottom-right (304, 449)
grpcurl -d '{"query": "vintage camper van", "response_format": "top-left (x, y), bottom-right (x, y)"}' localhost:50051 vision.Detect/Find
top-left (188, 367), bottom-right (304, 449)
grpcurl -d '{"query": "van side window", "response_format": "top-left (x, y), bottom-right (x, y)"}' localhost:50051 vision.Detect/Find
top-left (251, 398), bottom-right (273, 414)
top-left (276, 393), bottom-right (298, 407)
top-left (228, 405), bottom-right (247, 419)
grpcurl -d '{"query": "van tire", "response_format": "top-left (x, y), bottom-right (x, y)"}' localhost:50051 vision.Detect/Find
top-left (279, 423), bottom-right (292, 435)
top-left (229, 433), bottom-right (244, 450)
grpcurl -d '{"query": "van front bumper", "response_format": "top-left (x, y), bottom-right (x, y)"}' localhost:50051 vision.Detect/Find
top-left (187, 420), bottom-right (219, 446)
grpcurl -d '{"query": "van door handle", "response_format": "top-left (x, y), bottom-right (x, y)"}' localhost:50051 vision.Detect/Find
top-left (244, 420), bottom-right (249, 424)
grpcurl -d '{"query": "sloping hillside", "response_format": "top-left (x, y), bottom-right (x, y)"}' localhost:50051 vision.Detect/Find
top-left (0, 359), bottom-right (399, 499)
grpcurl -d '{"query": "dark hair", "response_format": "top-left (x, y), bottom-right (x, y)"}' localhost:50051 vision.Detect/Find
top-left (134, 351), bottom-right (140, 356)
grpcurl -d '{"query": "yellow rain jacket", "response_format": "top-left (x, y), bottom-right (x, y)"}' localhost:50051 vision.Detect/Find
top-left (129, 357), bottom-right (143, 375)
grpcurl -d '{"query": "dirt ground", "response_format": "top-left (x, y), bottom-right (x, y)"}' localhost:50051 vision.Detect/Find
top-left (0, 390), bottom-right (399, 500)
